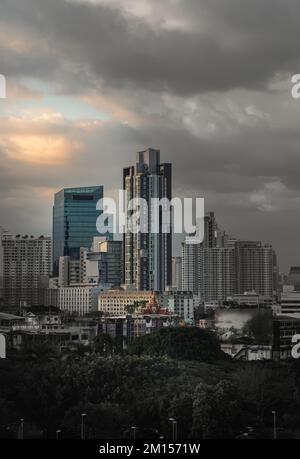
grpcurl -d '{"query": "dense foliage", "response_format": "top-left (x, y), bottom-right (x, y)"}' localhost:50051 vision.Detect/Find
top-left (0, 328), bottom-right (300, 439)
top-left (127, 327), bottom-right (228, 362)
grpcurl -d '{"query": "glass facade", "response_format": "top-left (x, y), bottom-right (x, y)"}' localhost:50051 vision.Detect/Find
top-left (53, 186), bottom-right (107, 274)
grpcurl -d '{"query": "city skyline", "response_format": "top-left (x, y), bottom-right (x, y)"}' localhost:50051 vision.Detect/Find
top-left (2, 0), bottom-right (300, 271)
top-left (0, 152), bottom-right (290, 274)
top-left (2, 0), bottom-right (300, 443)
top-left (0, 160), bottom-right (290, 274)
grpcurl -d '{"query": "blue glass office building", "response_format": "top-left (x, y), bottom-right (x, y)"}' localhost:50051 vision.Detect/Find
top-left (52, 186), bottom-right (107, 273)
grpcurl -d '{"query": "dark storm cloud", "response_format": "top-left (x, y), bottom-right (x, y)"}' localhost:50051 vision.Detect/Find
top-left (1, 0), bottom-right (300, 94)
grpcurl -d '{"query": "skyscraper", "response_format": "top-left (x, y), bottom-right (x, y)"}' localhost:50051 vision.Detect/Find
top-left (52, 186), bottom-right (106, 274)
top-left (95, 240), bottom-right (123, 287)
top-left (234, 241), bottom-right (276, 298)
top-left (203, 212), bottom-right (222, 247)
top-left (182, 212), bottom-right (227, 296)
top-left (182, 243), bottom-right (199, 295)
top-left (123, 148), bottom-right (172, 291)
top-left (2, 235), bottom-right (52, 311)
top-left (182, 213), bottom-right (278, 302)
top-left (0, 227), bottom-right (6, 310)
top-left (198, 246), bottom-right (236, 302)
top-left (81, 240), bottom-right (123, 286)
top-left (182, 239), bottom-right (236, 301)
top-left (172, 257), bottom-right (182, 290)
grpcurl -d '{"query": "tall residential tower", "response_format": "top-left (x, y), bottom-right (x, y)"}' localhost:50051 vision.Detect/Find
top-left (182, 213), bottom-right (278, 302)
top-left (123, 149), bottom-right (172, 291)
top-left (2, 235), bottom-right (52, 310)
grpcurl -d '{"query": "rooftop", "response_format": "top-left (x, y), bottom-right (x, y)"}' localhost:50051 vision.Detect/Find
top-left (0, 312), bottom-right (24, 321)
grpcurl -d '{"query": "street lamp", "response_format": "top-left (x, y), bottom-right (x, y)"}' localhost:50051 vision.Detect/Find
top-left (272, 411), bottom-right (277, 440)
top-left (19, 419), bottom-right (24, 440)
top-left (169, 418), bottom-right (178, 440)
top-left (81, 413), bottom-right (87, 440)
top-left (131, 426), bottom-right (138, 440)
top-left (56, 429), bottom-right (61, 440)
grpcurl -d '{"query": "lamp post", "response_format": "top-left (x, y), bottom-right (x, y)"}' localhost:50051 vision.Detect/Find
top-left (272, 411), bottom-right (277, 440)
top-left (81, 413), bottom-right (87, 440)
top-left (56, 429), bottom-right (61, 440)
top-left (169, 418), bottom-right (178, 440)
top-left (19, 419), bottom-right (24, 440)
top-left (131, 426), bottom-right (138, 440)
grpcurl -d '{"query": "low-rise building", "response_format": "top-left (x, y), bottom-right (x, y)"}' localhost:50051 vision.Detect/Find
top-left (98, 290), bottom-right (157, 316)
top-left (8, 311), bottom-right (98, 351)
top-left (11, 324), bottom-right (98, 351)
top-left (221, 313), bottom-right (300, 361)
top-left (161, 290), bottom-right (197, 322)
top-left (0, 312), bottom-right (24, 333)
top-left (204, 301), bottom-right (220, 313)
top-left (98, 288), bottom-right (196, 322)
top-left (99, 295), bottom-right (179, 344)
top-left (198, 318), bottom-right (215, 329)
top-left (280, 290), bottom-right (300, 314)
top-left (273, 313), bottom-right (300, 359)
top-left (226, 292), bottom-right (273, 308)
top-left (221, 343), bottom-right (273, 361)
top-left (47, 284), bottom-right (106, 316)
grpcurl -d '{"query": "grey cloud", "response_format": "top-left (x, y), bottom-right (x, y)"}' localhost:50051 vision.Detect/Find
top-left (1, 0), bottom-right (300, 95)
top-left (1, 0), bottom-right (300, 270)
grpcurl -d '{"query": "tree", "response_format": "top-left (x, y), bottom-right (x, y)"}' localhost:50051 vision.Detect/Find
top-left (125, 301), bottom-right (147, 314)
top-left (1, 343), bottom-right (300, 439)
top-left (19, 342), bottom-right (59, 362)
top-left (128, 327), bottom-right (228, 362)
top-left (192, 380), bottom-right (241, 438)
top-left (233, 363), bottom-right (295, 433)
top-left (94, 333), bottom-right (114, 356)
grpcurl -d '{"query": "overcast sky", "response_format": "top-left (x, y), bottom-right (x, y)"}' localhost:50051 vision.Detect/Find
top-left (1, 0), bottom-right (300, 271)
